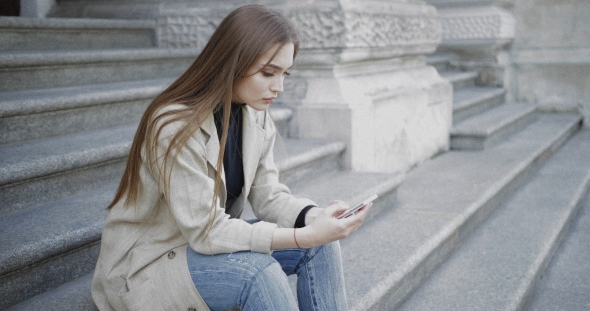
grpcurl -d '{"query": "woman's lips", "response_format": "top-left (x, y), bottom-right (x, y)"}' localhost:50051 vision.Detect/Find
top-left (263, 97), bottom-right (275, 104)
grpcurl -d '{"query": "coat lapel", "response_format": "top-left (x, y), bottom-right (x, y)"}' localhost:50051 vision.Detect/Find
top-left (200, 114), bottom-right (220, 170)
top-left (200, 114), bottom-right (227, 204)
top-left (242, 106), bottom-right (265, 192)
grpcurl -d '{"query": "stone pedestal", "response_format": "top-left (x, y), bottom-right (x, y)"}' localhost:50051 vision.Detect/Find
top-left (294, 61), bottom-right (451, 173)
top-left (284, 1), bottom-right (452, 173)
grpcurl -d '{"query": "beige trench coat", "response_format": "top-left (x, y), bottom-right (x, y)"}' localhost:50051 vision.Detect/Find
top-left (91, 104), bottom-right (315, 310)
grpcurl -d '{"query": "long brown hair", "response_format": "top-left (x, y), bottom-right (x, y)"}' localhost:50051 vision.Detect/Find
top-left (108, 5), bottom-right (299, 221)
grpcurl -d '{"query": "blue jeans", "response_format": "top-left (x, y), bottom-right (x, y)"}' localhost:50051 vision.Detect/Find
top-left (186, 241), bottom-right (348, 311)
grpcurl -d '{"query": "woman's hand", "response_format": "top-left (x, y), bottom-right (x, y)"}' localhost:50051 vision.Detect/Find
top-left (271, 200), bottom-right (371, 250)
top-left (296, 200), bottom-right (372, 248)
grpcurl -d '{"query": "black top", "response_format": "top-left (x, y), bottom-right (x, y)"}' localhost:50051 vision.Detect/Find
top-left (214, 104), bottom-right (244, 200)
top-left (214, 104), bottom-right (312, 227)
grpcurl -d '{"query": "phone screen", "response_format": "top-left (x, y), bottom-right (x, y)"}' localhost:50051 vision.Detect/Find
top-left (337, 194), bottom-right (378, 219)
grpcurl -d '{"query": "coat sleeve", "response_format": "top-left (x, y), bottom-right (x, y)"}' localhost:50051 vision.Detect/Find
top-left (149, 113), bottom-right (277, 255)
top-left (248, 111), bottom-right (317, 228)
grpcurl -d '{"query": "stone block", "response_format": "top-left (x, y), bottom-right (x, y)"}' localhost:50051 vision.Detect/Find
top-left (297, 63), bottom-right (452, 174)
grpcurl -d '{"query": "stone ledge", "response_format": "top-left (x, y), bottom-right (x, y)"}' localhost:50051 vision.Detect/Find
top-left (0, 125), bottom-right (135, 186)
top-left (451, 103), bottom-right (537, 150)
top-left (0, 48), bottom-right (197, 68)
top-left (0, 79), bottom-right (171, 118)
top-left (513, 48), bottom-right (590, 65)
top-left (0, 16), bottom-right (155, 30)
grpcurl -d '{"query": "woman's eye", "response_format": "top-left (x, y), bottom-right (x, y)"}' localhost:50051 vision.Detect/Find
top-left (262, 71), bottom-right (274, 77)
top-left (283, 71), bottom-right (291, 76)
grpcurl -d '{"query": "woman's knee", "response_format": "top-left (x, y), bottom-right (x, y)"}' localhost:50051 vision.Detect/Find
top-left (226, 251), bottom-right (278, 274)
top-left (243, 261), bottom-right (297, 310)
top-left (252, 259), bottom-right (288, 285)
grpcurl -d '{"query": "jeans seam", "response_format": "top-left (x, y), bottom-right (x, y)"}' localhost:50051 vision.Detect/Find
top-left (304, 260), bottom-right (319, 311)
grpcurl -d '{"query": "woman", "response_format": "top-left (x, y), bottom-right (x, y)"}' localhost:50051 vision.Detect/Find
top-left (91, 4), bottom-right (371, 311)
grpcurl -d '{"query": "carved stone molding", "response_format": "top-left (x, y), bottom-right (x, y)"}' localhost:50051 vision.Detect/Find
top-left (157, 12), bottom-right (224, 49)
top-left (157, 8), bottom-right (441, 52)
top-left (288, 10), bottom-right (441, 49)
top-left (437, 7), bottom-right (514, 47)
top-left (287, 10), bottom-right (346, 49)
top-left (442, 14), bottom-right (502, 40)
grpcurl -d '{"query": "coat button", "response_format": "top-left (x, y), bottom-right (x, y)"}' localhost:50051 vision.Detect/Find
top-left (188, 308), bottom-right (197, 311)
top-left (167, 251), bottom-right (176, 259)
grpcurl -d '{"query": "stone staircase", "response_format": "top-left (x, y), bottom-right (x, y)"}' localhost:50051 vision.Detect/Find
top-left (524, 175), bottom-right (590, 311)
top-left (1, 17), bottom-right (589, 311)
top-left (389, 56), bottom-right (589, 310)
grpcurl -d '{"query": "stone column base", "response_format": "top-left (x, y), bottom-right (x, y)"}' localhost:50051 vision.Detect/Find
top-left (296, 61), bottom-right (452, 174)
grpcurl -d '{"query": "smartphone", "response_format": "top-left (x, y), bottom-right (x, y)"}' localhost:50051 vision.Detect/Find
top-left (337, 194), bottom-right (378, 219)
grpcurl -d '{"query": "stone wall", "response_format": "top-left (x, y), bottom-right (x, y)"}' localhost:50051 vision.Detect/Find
top-left (429, 0), bottom-right (589, 126)
top-left (427, 0), bottom-right (515, 88)
top-left (511, 0), bottom-right (590, 126)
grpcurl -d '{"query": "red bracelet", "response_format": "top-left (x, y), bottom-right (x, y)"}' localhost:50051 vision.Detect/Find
top-left (294, 228), bottom-right (301, 248)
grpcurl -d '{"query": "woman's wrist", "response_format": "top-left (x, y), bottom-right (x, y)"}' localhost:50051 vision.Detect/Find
top-left (294, 226), bottom-right (316, 249)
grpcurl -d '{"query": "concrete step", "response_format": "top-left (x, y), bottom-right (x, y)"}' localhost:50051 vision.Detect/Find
top-left (0, 79), bottom-right (171, 144)
top-left (0, 125), bottom-right (135, 216)
top-left (440, 70), bottom-right (477, 90)
top-left (336, 113), bottom-right (581, 311)
top-left (451, 103), bottom-right (538, 150)
top-left (453, 86), bottom-right (506, 124)
top-left (397, 129), bottom-right (590, 311)
top-left (0, 17), bottom-right (155, 51)
top-left (0, 184), bottom-right (111, 309)
top-left (0, 135), bottom-right (348, 308)
top-left (0, 48), bottom-right (196, 92)
top-left (8, 274), bottom-right (98, 311)
top-left (525, 177), bottom-right (590, 311)
top-left (276, 139), bottom-right (346, 187)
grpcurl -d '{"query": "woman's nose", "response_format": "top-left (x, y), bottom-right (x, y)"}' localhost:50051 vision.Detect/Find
top-left (271, 76), bottom-right (284, 93)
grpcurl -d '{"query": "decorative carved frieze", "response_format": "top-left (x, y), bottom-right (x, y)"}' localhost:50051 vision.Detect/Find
top-left (287, 10), bottom-right (346, 48)
top-left (441, 14), bottom-right (502, 40)
top-left (288, 10), bottom-right (441, 49)
top-left (157, 12), bottom-right (224, 49)
top-left (345, 12), bottom-right (440, 48)
top-left (157, 9), bottom-right (441, 51)
top-left (436, 7), bottom-right (514, 45)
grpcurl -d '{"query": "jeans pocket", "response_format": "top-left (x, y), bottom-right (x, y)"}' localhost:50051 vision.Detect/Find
top-left (119, 277), bottom-right (165, 311)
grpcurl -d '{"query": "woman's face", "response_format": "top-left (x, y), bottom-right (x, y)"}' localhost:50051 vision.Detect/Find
top-left (232, 42), bottom-right (295, 111)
